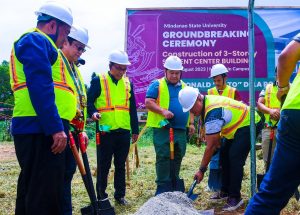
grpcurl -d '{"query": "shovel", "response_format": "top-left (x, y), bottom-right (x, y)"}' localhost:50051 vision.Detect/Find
top-left (187, 136), bottom-right (203, 201)
top-left (187, 180), bottom-right (199, 200)
top-left (79, 139), bottom-right (115, 215)
top-left (91, 121), bottom-right (115, 215)
top-left (69, 131), bottom-right (97, 214)
top-left (155, 122), bottom-right (185, 195)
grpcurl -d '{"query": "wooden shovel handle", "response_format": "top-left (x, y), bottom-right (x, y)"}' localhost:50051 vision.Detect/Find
top-left (170, 128), bottom-right (174, 160)
top-left (69, 132), bottom-right (86, 175)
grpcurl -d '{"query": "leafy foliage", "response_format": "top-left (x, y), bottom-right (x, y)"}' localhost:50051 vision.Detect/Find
top-left (0, 61), bottom-right (13, 106)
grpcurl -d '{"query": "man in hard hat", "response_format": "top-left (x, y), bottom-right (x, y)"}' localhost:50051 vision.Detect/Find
top-left (178, 86), bottom-right (262, 212)
top-left (245, 34), bottom-right (300, 215)
top-left (257, 68), bottom-right (280, 171)
top-left (87, 50), bottom-right (139, 205)
top-left (208, 64), bottom-right (242, 101)
top-left (9, 1), bottom-right (75, 214)
top-left (206, 64), bottom-right (242, 194)
top-left (60, 25), bottom-right (89, 215)
top-left (145, 55), bottom-right (195, 195)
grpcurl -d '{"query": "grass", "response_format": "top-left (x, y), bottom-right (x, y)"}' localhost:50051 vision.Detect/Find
top-left (1, 133), bottom-right (300, 215)
top-left (0, 121), bottom-right (12, 142)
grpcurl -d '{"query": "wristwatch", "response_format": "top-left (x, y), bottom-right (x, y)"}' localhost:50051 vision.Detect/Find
top-left (278, 84), bottom-right (290, 92)
top-left (199, 166), bottom-right (207, 174)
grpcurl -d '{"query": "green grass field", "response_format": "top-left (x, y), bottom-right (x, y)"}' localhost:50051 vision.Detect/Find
top-left (1, 131), bottom-right (300, 215)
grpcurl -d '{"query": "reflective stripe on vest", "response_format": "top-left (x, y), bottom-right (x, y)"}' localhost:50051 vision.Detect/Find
top-left (282, 68), bottom-right (299, 110)
top-left (207, 86), bottom-right (236, 99)
top-left (94, 73), bottom-right (131, 130)
top-left (264, 84), bottom-right (280, 126)
top-left (146, 78), bottom-right (170, 128)
top-left (9, 28), bottom-right (77, 120)
top-left (146, 78), bottom-right (188, 128)
top-left (204, 95), bottom-right (260, 139)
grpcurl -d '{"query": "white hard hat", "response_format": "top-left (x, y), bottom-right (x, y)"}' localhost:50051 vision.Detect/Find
top-left (109, 50), bottom-right (131, 65)
top-left (178, 86), bottom-right (199, 112)
top-left (164, 56), bottom-right (184, 70)
top-left (69, 25), bottom-right (90, 48)
top-left (209, 64), bottom-right (228, 78)
top-left (35, 1), bottom-right (73, 27)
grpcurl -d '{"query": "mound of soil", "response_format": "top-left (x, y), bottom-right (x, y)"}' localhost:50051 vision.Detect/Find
top-left (134, 191), bottom-right (214, 215)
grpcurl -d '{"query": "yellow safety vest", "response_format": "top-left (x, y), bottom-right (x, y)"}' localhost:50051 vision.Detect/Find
top-left (94, 73), bottom-right (131, 130)
top-left (146, 78), bottom-right (186, 128)
top-left (282, 68), bottom-right (300, 110)
top-left (9, 28), bottom-right (76, 120)
top-left (204, 95), bottom-right (260, 139)
top-left (264, 84), bottom-right (281, 126)
top-left (60, 50), bottom-right (87, 127)
top-left (207, 85), bottom-right (236, 99)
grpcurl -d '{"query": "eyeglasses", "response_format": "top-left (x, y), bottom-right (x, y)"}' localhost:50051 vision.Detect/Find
top-left (113, 65), bottom-right (127, 72)
top-left (73, 43), bottom-right (86, 53)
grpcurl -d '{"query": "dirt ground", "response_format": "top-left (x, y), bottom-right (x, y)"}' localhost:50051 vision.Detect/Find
top-left (0, 143), bottom-right (16, 161)
top-left (0, 143), bottom-right (299, 215)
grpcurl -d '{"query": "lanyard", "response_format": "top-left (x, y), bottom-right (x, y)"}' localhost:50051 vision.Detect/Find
top-left (60, 52), bottom-right (84, 96)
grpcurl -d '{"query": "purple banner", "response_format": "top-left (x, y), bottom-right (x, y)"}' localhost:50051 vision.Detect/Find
top-left (126, 9), bottom-right (274, 108)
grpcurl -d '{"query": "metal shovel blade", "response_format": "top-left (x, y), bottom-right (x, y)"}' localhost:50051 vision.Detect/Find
top-left (80, 205), bottom-right (94, 215)
top-left (96, 199), bottom-right (116, 215)
top-left (187, 180), bottom-right (199, 201)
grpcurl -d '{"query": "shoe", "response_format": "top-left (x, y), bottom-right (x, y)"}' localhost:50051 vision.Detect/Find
top-left (222, 197), bottom-right (243, 211)
top-left (115, 197), bottom-right (129, 206)
top-left (209, 191), bottom-right (228, 202)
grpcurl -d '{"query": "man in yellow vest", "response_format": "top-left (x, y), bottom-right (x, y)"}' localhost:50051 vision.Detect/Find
top-left (178, 86), bottom-right (262, 212)
top-left (145, 56), bottom-right (195, 195)
top-left (60, 25), bottom-right (89, 215)
top-left (246, 34), bottom-right (300, 214)
top-left (206, 63), bottom-right (242, 193)
top-left (257, 68), bottom-right (280, 171)
top-left (9, 2), bottom-right (76, 214)
top-left (87, 50), bottom-right (139, 206)
top-left (208, 64), bottom-right (242, 101)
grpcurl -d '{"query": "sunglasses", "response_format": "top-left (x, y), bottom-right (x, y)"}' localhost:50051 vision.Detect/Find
top-left (113, 65), bottom-right (127, 72)
top-left (73, 43), bottom-right (86, 53)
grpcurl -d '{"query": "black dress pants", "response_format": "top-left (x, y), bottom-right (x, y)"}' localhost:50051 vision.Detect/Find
top-left (96, 131), bottom-right (130, 199)
top-left (14, 134), bottom-right (65, 215)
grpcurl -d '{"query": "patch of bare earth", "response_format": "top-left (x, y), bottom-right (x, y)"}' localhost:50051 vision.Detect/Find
top-left (0, 143), bottom-right (16, 161)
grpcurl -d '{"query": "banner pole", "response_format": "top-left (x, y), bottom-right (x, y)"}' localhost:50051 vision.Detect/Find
top-left (248, 0), bottom-right (257, 197)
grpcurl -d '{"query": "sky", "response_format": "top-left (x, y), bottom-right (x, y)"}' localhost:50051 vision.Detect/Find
top-left (1, 0), bottom-right (299, 85)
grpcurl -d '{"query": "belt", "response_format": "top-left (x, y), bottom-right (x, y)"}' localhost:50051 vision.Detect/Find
top-left (109, 128), bottom-right (130, 134)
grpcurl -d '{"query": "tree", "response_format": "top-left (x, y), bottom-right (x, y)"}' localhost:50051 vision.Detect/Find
top-left (0, 60), bottom-right (13, 107)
